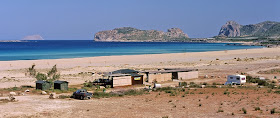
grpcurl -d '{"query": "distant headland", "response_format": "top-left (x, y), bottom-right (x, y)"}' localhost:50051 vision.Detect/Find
top-left (22, 35), bottom-right (44, 40)
top-left (93, 21), bottom-right (280, 47)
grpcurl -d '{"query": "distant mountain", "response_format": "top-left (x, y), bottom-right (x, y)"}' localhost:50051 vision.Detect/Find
top-left (94, 27), bottom-right (189, 42)
top-left (218, 21), bottom-right (280, 38)
top-left (22, 35), bottom-right (44, 40)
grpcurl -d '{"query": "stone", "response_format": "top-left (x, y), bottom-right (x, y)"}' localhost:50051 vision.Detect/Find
top-left (41, 91), bottom-right (47, 95)
top-left (49, 93), bottom-right (56, 99)
top-left (8, 95), bottom-right (16, 102)
top-left (9, 92), bottom-right (16, 96)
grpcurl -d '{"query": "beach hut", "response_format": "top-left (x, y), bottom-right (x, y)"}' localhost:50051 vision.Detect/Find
top-left (36, 80), bottom-right (51, 90)
top-left (225, 75), bottom-right (246, 85)
top-left (54, 81), bottom-right (68, 90)
top-left (105, 69), bottom-right (144, 87)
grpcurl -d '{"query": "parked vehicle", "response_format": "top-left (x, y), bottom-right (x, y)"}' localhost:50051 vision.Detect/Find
top-left (72, 89), bottom-right (93, 100)
top-left (225, 75), bottom-right (246, 85)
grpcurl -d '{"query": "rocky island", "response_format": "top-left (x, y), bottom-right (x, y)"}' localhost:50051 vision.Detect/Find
top-left (94, 27), bottom-right (189, 42)
top-left (22, 35), bottom-right (44, 40)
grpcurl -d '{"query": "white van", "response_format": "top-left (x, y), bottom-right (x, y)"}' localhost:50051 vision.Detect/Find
top-left (225, 75), bottom-right (246, 85)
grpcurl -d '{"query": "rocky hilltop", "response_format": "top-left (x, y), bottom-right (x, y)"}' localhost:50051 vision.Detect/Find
top-left (94, 27), bottom-right (189, 42)
top-left (22, 35), bottom-right (44, 40)
top-left (218, 21), bottom-right (280, 37)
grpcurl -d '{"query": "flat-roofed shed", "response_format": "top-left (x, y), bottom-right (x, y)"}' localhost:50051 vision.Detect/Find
top-left (54, 80), bottom-right (69, 90)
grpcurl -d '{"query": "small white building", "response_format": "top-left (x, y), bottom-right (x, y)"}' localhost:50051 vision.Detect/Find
top-left (225, 75), bottom-right (246, 85)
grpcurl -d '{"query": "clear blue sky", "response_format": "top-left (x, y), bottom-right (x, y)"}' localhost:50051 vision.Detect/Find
top-left (0, 0), bottom-right (279, 40)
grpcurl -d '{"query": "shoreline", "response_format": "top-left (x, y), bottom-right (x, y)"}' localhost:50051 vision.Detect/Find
top-left (0, 47), bottom-right (277, 70)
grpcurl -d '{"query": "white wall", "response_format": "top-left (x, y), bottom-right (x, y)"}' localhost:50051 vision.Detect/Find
top-left (113, 76), bottom-right (132, 87)
top-left (148, 73), bottom-right (172, 83)
top-left (178, 71), bottom-right (199, 80)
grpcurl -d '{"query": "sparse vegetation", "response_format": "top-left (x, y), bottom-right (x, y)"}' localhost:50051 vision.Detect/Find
top-left (258, 68), bottom-right (280, 74)
top-left (34, 65), bottom-right (60, 83)
top-left (237, 58), bottom-right (242, 61)
top-left (92, 89), bottom-right (148, 98)
top-left (28, 64), bottom-right (36, 77)
top-left (58, 95), bottom-right (71, 99)
top-left (254, 107), bottom-right (261, 111)
top-left (242, 108), bottom-right (247, 114)
top-left (270, 108), bottom-right (276, 114)
top-left (217, 109), bottom-right (224, 113)
top-left (223, 90), bottom-right (230, 95)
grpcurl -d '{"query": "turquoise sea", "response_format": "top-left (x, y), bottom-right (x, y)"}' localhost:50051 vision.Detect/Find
top-left (0, 40), bottom-right (263, 61)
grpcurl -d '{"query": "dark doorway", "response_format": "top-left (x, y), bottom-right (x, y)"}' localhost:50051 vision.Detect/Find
top-left (172, 72), bottom-right (178, 80)
top-left (54, 83), bottom-right (61, 89)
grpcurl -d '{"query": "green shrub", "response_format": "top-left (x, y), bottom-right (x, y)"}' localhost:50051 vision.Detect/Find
top-left (274, 91), bottom-right (280, 94)
top-left (255, 107), bottom-right (261, 111)
top-left (36, 72), bottom-right (47, 80)
top-left (257, 80), bottom-right (269, 86)
top-left (96, 85), bottom-right (100, 89)
top-left (169, 92), bottom-right (176, 96)
top-left (237, 58), bottom-right (241, 61)
top-left (58, 95), bottom-right (71, 99)
top-left (270, 108), bottom-right (275, 114)
top-left (189, 84), bottom-right (200, 88)
top-left (52, 89), bottom-right (65, 94)
top-left (93, 92), bottom-right (116, 98)
top-left (124, 89), bottom-right (146, 96)
top-left (4, 87), bottom-right (21, 91)
top-left (242, 108), bottom-right (247, 114)
top-left (28, 64), bottom-right (36, 77)
top-left (32, 89), bottom-right (42, 94)
top-left (267, 84), bottom-right (276, 89)
top-left (206, 85), bottom-right (217, 88)
top-left (217, 109), bottom-right (224, 113)
top-left (156, 87), bottom-right (175, 92)
top-left (224, 91), bottom-right (230, 95)
top-left (82, 87), bottom-right (92, 91)
top-left (267, 89), bottom-right (272, 93)
top-left (68, 88), bottom-right (78, 92)
top-left (83, 81), bottom-right (93, 87)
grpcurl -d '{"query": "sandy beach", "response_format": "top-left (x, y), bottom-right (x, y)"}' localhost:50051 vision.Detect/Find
top-left (1, 47), bottom-right (280, 118)
top-left (0, 47), bottom-right (280, 88)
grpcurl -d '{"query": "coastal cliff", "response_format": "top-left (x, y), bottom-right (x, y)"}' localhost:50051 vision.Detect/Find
top-left (218, 21), bottom-right (280, 38)
top-left (94, 27), bottom-right (189, 42)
